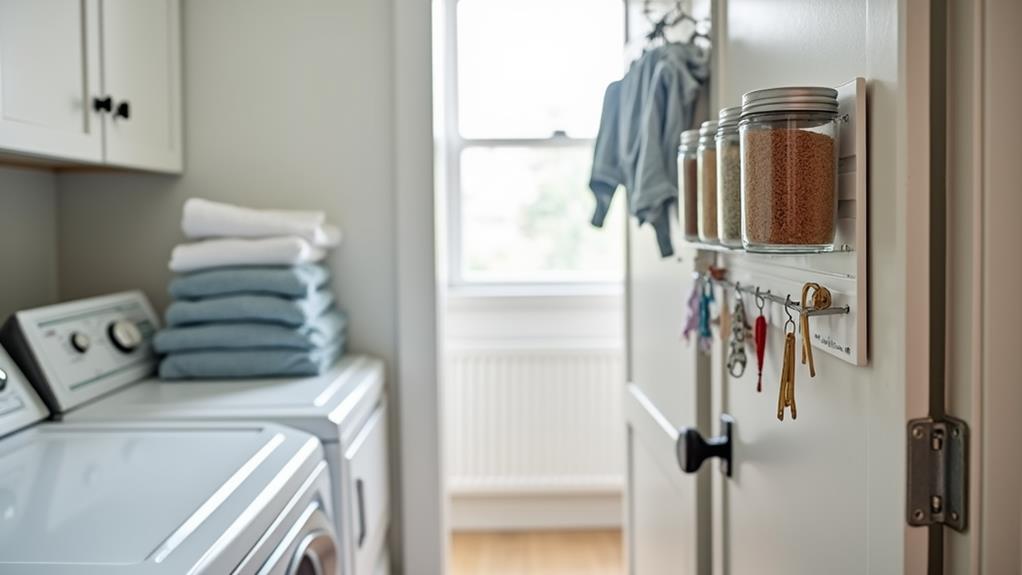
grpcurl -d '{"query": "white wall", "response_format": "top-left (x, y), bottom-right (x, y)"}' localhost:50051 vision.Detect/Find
top-left (56, 0), bottom-right (397, 366)
top-left (0, 166), bottom-right (59, 319)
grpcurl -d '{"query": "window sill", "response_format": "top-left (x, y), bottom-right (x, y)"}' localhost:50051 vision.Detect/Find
top-left (447, 282), bottom-right (623, 299)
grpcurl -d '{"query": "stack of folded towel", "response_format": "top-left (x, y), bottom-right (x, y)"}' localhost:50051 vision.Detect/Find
top-left (154, 198), bottom-right (347, 380)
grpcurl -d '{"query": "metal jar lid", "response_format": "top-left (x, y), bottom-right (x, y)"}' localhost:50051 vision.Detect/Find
top-left (740, 86), bottom-right (839, 117)
top-left (717, 106), bottom-right (742, 129)
top-left (698, 120), bottom-right (719, 138)
top-left (680, 129), bottom-right (699, 146)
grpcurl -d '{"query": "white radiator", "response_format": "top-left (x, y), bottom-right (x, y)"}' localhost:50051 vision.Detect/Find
top-left (444, 345), bottom-right (625, 495)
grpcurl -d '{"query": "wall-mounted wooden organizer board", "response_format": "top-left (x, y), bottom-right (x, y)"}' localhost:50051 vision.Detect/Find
top-left (684, 77), bottom-right (868, 367)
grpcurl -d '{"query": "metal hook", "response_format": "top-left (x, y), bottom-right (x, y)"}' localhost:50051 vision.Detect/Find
top-left (784, 294), bottom-right (796, 331)
top-left (754, 286), bottom-right (765, 312)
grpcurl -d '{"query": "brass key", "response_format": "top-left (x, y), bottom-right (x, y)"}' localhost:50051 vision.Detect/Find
top-left (777, 303), bottom-right (798, 421)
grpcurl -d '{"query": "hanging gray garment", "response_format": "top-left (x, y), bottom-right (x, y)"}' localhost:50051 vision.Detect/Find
top-left (590, 46), bottom-right (664, 226)
top-left (589, 43), bottom-right (710, 257)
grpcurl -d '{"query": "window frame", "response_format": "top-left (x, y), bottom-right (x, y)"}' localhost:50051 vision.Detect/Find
top-left (441, 0), bottom-right (624, 293)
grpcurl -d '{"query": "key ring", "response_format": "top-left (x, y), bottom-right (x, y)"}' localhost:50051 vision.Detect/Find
top-left (726, 284), bottom-right (748, 378)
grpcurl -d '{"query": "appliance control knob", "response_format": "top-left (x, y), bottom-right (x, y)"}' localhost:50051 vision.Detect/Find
top-left (70, 332), bottom-right (91, 353)
top-left (107, 321), bottom-right (143, 353)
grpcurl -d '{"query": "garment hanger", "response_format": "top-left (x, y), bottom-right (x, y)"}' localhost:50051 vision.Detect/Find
top-left (642, 0), bottom-right (711, 46)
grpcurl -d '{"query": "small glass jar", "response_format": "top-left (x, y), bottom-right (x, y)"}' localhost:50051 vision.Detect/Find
top-left (697, 120), bottom-right (719, 243)
top-left (677, 129), bottom-right (700, 241)
top-left (715, 107), bottom-right (743, 248)
top-left (739, 87), bottom-right (840, 253)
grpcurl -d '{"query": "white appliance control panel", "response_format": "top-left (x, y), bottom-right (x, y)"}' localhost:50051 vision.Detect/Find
top-left (0, 291), bottom-right (160, 415)
top-left (0, 345), bottom-right (49, 438)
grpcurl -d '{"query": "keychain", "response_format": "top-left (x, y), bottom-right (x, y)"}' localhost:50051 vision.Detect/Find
top-left (799, 282), bottom-right (833, 378)
top-left (681, 280), bottom-right (701, 342)
top-left (777, 297), bottom-right (798, 421)
top-left (719, 288), bottom-right (732, 344)
top-left (726, 286), bottom-right (748, 378)
top-left (754, 288), bottom-right (767, 392)
top-left (698, 280), bottom-right (714, 353)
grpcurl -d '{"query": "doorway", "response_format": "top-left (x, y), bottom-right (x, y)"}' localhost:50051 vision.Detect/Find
top-left (433, 0), bottom-right (628, 571)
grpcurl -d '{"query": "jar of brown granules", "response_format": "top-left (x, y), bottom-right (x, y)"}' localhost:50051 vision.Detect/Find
top-left (697, 120), bottom-right (719, 244)
top-left (739, 87), bottom-right (840, 253)
top-left (715, 107), bottom-right (743, 248)
top-left (677, 129), bottom-right (700, 241)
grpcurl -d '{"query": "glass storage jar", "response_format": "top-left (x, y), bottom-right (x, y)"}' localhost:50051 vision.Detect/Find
top-left (715, 107), bottom-right (743, 248)
top-left (677, 129), bottom-right (700, 241)
top-left (697, 120), bottom-right (719, 243)
top-left (739, 87), bottom-right (840, 253)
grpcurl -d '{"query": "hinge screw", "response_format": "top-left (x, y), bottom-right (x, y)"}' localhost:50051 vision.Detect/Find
top-left (952, 427), bottom-right (960, 438)
top-left (912, 509), bottom-right (925, 521)
top-left (950, 511), bottom-right (960, 522)
top-left (912, 426), bottom-right (925, 439)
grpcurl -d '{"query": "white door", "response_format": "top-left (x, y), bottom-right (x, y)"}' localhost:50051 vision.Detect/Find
top-left (0, 0), bottom-right (103, 163)
top-left (625, 1), bottom-right (918, 574)
top-left (101, 0), bottom-right (182, 173)
top-left (624, 215), bottom-right (711, 575)
top-left (710, 1), bottom-right (910, 573)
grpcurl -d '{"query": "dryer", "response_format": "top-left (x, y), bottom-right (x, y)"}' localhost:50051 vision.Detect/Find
top-left (2, 291), bottom-right (391, 575)
top-left (0, 344), bottom-right (338, 574)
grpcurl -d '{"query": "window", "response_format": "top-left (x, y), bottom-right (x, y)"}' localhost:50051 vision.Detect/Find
top-left (442, 0), bottom-right (626, 287)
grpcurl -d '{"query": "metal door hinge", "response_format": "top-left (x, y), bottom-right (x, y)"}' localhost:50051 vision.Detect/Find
top-left (906, 416), bottom-right (968, 531)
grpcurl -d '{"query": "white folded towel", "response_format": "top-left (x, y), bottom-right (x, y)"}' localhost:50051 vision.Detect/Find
top-left (181, 198), bottom-right (341, 248)
top-left (169, 237), bottom-right (326, 273)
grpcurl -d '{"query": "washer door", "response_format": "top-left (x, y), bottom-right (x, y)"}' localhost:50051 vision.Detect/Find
top-left (288, 528), bottom-right (337, 575)
top-left (261, 502), bottom-right (338, 575)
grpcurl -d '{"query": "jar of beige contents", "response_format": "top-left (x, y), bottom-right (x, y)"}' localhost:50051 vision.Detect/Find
top-left (677, 129), bottom-right (700, 241)
top-left (715, 107), bottom-right (743, 248)
top-left (697, 120), bottom-right (719, 243)
top-left (739, 87), bottom-right (840, 253)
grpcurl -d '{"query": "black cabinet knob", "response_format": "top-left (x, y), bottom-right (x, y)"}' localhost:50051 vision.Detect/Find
top-left (114, 101), bottom-right (131, 120)
top-left (676, 414), bottom-right (735, 477)
top-left (92, 96), bottom-right (113, 113)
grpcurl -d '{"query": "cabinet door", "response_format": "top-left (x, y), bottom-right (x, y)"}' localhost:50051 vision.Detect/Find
top-left (344, 403), bottom-right (390, 575)
top-left (101, 0), bottom-right (182, 173)
top-left (0, 0), bottom-right (103, 163)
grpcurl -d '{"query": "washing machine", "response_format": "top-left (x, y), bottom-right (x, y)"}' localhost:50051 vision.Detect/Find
top-left (0, 343), bottom-right (338, 574)
top-left (2, 291), bottom-right (391, 575)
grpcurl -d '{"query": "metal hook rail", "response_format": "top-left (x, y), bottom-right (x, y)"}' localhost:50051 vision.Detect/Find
top-left (696, 273), bottom-right (851, 318)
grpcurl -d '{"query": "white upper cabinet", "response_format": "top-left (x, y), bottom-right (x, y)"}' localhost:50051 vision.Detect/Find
top-left (0, 0), bottom-right (103, 163)
top-left (102, 0), bottom-right (182, 173)
top-left (0, 0), bottom-right (182, 173)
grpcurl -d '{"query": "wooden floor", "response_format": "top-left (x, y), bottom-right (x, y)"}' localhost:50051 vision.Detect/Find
top-left (450, 530), bottom-right (623, 575)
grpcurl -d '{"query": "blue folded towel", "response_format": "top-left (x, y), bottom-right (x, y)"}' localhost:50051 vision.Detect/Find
top-left (165, 289), bottom-right (335, 327)
top-left (153, 310), bottom-right (347, 353)
top-left (158, 341), bottom-right (345, 379)
top-left (169, 264), bottom-right (330, 299)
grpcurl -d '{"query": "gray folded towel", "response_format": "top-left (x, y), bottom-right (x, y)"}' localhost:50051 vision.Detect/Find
top-left (168, 264), bottom-right (330, 299)
top-left (165, 289), bottom-right (335, 327)
top-left (154, 310), bottom-right (346, 353)
top-left (158, 341), bottom-right (345, 380)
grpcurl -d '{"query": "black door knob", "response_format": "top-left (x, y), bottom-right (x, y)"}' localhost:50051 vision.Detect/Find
top-left (93, 96), bottom-right (113, 113)
top-left (114, 101), bottom-right (131, 120)
top-left (676, 414), bottom-right (734, 477)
